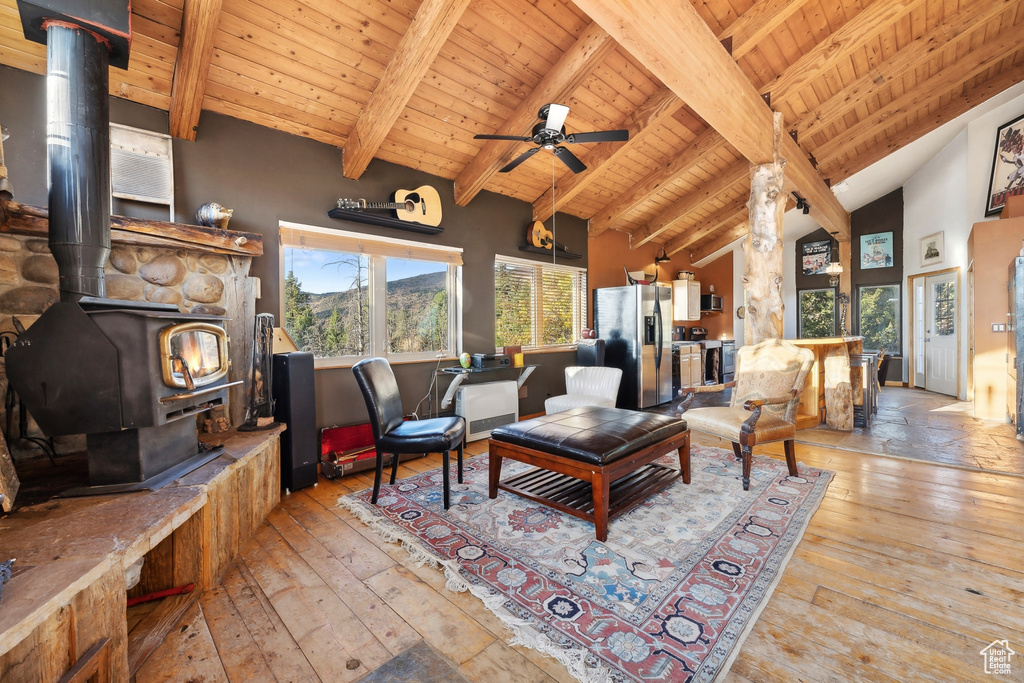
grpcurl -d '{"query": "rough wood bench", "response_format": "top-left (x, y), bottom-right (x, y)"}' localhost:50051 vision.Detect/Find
top-left (487, 407), bottom-right (690, 542)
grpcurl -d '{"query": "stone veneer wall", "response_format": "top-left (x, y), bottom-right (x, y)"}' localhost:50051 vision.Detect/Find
top-left (0, 234), bottom-right (254, 457)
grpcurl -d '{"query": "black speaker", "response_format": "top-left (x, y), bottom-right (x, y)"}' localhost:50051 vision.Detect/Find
top-left (273, 352), bottom-right (318, 491)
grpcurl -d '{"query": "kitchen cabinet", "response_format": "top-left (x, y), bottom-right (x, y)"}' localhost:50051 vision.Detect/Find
top-left (672, 342), bottom-right (702, 395)
top-left (672, 279), bottom-right (701, 321)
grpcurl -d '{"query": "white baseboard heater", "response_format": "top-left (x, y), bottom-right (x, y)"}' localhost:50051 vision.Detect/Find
top-left (455, 380), bottom-right (519, 441)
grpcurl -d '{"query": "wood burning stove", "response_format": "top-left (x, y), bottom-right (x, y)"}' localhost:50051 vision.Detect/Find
top-left (5, 0), bottom-right (244, 492)
top-left (6, 298), bottom-right (240, 492)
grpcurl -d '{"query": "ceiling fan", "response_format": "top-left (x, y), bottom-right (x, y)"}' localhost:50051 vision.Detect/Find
top-left (474, 103), bottom-right (629, 174)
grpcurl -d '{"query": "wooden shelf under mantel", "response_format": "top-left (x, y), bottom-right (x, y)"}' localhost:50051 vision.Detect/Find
top-left (328, 207), bottom-right (443, 234)
top-left (0, 199), bottom-right (263, 257)
top-left (519, 244), bottom-right (582, 259)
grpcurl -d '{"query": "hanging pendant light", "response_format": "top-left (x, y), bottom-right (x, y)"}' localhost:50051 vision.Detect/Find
top-left (825, 231), bottom-right (843, 287)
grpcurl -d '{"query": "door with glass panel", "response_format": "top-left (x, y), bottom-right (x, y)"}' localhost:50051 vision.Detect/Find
top-left (923, 271), bottom-right (958, 396)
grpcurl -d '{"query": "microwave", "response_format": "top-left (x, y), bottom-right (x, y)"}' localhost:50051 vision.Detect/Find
top-left (700, 294), bottom-right (723, 312)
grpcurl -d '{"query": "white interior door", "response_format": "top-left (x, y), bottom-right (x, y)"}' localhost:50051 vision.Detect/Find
top-left (924, 271), bottom-right (958, 396)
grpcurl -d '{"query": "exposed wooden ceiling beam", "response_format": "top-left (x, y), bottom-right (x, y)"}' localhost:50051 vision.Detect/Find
top-left (531, 0), bottom-right (794, 222)
top-left (452, 21), bottom-right (616, 206)
top-left (588, 127), bottom-right (726, 237)
top-left (813, 27), bottom-right (1021, 164)
top-left (169, 0), bottom-right (224, 141)
top-left (664, 202), bottom-right (748, 256)
top-left (531, 87), bottom-right (681, 222)
top-left (796, 0), bottom-right (1014, 144)
top-left (574, 0), bottom-right (848, 239)
top-left (767, 0), bottom-right (926, 103)
top-left (341, 0), bottom-right (471, 179)
top-left (717, 0), bottom-right (807, 58)
top-left (823, 60), bottom-right (1024, 182)
top-left (630, 159), bottom-right (748, 248)
top-left (690, 221), bottom-right (750, 263)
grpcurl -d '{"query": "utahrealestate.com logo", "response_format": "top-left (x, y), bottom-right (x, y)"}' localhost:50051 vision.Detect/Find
top-left (980, 640), bottom-right (1015, 675)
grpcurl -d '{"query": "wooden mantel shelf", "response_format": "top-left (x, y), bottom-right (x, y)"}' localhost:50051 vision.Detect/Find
top-left (0, 199), bottom-right (263, 257)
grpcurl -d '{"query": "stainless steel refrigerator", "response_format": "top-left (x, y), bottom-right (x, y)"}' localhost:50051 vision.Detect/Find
top-left (594, 284), bottom-right (674, 410)
top-left (1008, 257), bottom-right (1024, 438)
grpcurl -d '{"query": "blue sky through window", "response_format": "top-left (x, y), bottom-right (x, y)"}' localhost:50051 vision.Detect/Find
top-left (285, 247), bottom-right (440, 293)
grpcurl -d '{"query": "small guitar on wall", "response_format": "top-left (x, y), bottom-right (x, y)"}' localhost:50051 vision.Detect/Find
top-left (527, 221), bottom-right (570, 252)
top-left (336, 185), bottom-right (442, 227)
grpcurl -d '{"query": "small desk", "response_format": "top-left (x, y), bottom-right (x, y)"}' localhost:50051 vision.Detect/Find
top-left (437, 364), bottom-right (537, 409)
top-left (789, 337), bottom-right (863, 431)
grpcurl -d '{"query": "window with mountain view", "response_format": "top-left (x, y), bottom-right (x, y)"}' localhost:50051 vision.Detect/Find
top-left (495, 256), bottom-right (586, 350)
top-left (280, 223), bottom-right (462, 365)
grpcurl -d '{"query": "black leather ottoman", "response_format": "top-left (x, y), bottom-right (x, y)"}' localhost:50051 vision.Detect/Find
top-left (488, 407), bottom-right (689, 541)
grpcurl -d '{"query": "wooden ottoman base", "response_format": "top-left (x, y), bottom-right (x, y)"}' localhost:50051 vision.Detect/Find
top-left (488, 430), bottom-right (690, 542)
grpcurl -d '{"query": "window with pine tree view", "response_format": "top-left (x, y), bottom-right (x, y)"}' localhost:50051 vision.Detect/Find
top-left (495, 256), bottom-right (586, 349)
top-left (283, 242), bottom-right (459, 363)
top-left (858, 284), bottom-right (900, 352)
top-left (798, 288), bottom-right (836, 338)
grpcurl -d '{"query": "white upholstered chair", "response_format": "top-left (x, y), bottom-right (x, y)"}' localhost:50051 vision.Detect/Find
top-left (544, 366), bottom-right (623, 415)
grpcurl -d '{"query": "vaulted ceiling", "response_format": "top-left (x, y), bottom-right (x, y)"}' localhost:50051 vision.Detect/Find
top-left (1, 0), bottom-right (1022, 261)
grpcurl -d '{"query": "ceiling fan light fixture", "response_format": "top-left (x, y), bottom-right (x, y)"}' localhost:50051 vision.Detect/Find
top-left (478, 103), bottom-right (629, 175)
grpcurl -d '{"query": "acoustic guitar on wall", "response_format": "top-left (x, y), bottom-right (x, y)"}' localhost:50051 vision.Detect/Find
top-left (527, 221), bottom-right (570, 252)
top-left (336, 185), bottom-right (442, 227)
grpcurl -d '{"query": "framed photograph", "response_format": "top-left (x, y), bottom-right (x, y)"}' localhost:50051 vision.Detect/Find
top-left (920, 231), bottom-right (943, 267)
top-left (986, 113), bottom-right (1024, 216)
top-left (801, 240), bottom-right (831, 275)
top-left (860, 231), bottom-right (893, 269)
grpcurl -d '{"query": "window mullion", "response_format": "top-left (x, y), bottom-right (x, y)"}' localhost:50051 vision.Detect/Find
top-left (371, 255), bottom-right (388, 356)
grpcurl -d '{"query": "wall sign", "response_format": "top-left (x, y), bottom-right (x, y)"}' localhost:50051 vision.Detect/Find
top-left (860, 232), bottom-right (893, 269)
top-left (801, 240), bottom-right (830, 275)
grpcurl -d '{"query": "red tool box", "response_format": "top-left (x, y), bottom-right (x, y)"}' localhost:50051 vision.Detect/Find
top-left (319, 422), bottom-right (425, 479)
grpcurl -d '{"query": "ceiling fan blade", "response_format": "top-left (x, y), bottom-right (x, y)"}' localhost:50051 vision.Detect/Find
top-left (474, 134), bottom-right (533, 141)
top-left (552, 146), bottom-right (586, 173)
top-left (499, 146), bottom-right (541, 173)
top-left (565, 130), bottom-right (630, 143)
top-left (544, 103), bottom-right (569, 132)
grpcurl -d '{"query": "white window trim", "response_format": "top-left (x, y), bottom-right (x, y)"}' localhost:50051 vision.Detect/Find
top-left (280, 221), bottom-right (463, 368)
top-left (494, 253), bottom-right (587, 352)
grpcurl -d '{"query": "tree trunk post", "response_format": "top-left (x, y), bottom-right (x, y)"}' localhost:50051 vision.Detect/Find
top-left (743, 112), bottom-right (787, 344)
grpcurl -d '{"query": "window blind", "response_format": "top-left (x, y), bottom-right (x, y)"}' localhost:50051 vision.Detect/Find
top-left (495, 255), bottom-right (586, 348)
top-left (280, 222), bottom-right (463, 266)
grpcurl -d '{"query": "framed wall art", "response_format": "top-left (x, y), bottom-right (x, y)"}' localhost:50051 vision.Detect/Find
top-left (801, 239), bottom-right (830, 275)
top-left (860, 232), bottom-right (893, 269)
top-left (920, 231), bottom-right (944, 268)
top-left (986, 113), bottom-right (1024, 216)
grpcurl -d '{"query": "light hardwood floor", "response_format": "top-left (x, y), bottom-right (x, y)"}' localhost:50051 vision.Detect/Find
top-left (140, 435), bottom-right (1024, 682)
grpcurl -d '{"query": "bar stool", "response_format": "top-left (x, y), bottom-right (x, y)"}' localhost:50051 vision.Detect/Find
top-left (849, 354), bottom-right (877, 427)
top-left (861, 350), bottom-right (880, 414)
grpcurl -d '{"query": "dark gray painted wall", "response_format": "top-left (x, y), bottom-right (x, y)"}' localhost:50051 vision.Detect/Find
top-left (0, 64), bottom-right (584, 429)
top-left (851, 188), bottom-right (904, 381)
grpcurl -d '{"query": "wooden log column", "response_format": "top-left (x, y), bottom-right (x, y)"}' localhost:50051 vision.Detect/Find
top-left (743, 112), bottom-right (787, 344)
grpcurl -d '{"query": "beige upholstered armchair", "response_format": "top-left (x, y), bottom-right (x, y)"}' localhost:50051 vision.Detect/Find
top-left (677, 339), bottom-right (814, 490)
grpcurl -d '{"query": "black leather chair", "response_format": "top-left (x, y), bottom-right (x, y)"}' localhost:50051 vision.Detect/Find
top-left (352, 357), bottom-right (466, 509)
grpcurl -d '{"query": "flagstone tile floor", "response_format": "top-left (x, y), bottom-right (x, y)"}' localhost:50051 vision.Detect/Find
top-left (669, 385), bottom-right (1024, 477)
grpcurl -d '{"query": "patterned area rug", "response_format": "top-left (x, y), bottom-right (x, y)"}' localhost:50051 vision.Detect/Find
top-left (339, 445), bottom-right (833, 682)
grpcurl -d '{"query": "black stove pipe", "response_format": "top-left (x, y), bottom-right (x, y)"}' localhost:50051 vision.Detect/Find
top-left (45, 23), bottom-right (110, 302)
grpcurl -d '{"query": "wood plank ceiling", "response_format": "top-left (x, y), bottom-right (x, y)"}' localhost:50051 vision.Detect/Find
top-left (1, 0), bottom-right (1022, 260)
